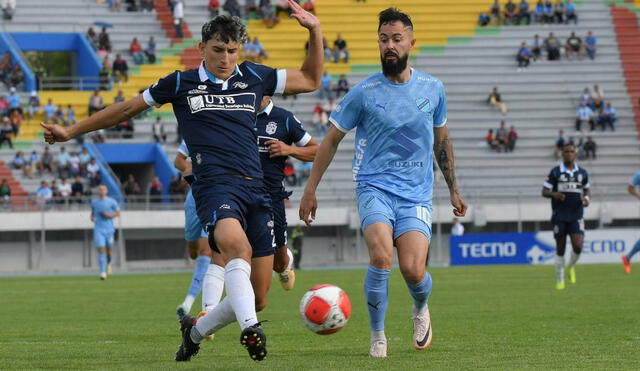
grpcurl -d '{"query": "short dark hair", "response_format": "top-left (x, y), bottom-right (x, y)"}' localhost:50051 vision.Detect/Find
top-left (378, 8), bottom-right (413, 31)
top-left (201, 15), bottom-right (247, 44)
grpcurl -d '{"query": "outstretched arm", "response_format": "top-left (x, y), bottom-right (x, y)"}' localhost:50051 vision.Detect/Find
top-left (299, 125), bottom-right (345, 225)
top-left (265, 138), bottom-right (318, 162)
top-left (433, 125), bottom-right (467, 217)
top-left (42, 95), bottom-right (149, 144)
top-left (283, 0), bottom-right (323, 94)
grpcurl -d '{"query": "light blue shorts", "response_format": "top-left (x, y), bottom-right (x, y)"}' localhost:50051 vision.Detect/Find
top-left (184, 189), bottom-right (208, 242)
top-left (356, 184), bottom-right (432, 240)
top-left (94, 229), bottom-right (115, 248)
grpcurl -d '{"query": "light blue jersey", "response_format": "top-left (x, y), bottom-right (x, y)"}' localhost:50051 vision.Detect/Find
top-left (631, 171), bottom-right (640, 188)
top-left (92, 197), bottom-right (119, 233)
top-left (330, 69), bottom-right (447, 203)
top-left (178, 140), bottom-right (207, 241)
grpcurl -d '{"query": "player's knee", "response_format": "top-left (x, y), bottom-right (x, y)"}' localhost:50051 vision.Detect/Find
top-left (400, 267), bottom-right (425, 284)
top-left (370, 255), bottom-right (392, 270)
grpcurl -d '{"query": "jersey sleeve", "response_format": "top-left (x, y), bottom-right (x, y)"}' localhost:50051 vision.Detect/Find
top-left (177, 140), bottom-right (189, 156)
top-left (329, 86), bottom-right (363, 133)
top-left (287, 114), bottom-right (312, 147)
top-left (543, 168), bottom-right (557, 189)
top-left (143, 71), bottom-right (179, 107)
top-left (433, 81), bottom-right (448, 127)
top-left (631, 172), bottom-right (640, 187)
top-left (244, 62), bottom-right (286, 96)
top-left (111, 199), bottom-right (120, 212)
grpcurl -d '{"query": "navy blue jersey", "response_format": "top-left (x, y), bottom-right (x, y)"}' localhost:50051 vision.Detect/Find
top-left (256, 100), bottom-right (311, 189)
top-left (143, 61), bottom-right (286, 180)
top-left (543, 163), bottom-right (590, 221)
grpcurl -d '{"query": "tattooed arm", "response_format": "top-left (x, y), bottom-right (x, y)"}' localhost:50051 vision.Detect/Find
top-left (434, 125), bottom-right (468, 217)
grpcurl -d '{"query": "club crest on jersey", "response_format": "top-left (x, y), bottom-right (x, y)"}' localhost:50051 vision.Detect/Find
top-left (415, 97), bottom-right (431, 113)
top-left (266, 121), bottom-right (278, 135)
top-left (233, 81), bottom-right (248, 89)
top-left (577, 174), bottom-right (583, 182)
top-left (198, 85), bottom-right (207, 90)
top-left (195, 153), bottom-right (202, 164)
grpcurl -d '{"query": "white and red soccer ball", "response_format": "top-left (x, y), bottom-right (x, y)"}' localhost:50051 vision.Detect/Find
top-left (299, 284), bottom-right (351, 335)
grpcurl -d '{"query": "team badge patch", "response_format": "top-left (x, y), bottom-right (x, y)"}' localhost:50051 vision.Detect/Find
top-left (266, 121), bottom-right (277, 135)
top-left (415, 98), bottom-right (430, 113)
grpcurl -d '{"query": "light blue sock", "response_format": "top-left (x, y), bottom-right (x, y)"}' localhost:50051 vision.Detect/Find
top-left (407, 272), bottom-right (432, 311)
top-left (628, 240), bottom-right (640, 260)
top-left (188, 256), bottom-right (212, 298)
top-left (98, 252), bottom-right (107, 274)
top-left (364, 265), bottom-right (390, 331)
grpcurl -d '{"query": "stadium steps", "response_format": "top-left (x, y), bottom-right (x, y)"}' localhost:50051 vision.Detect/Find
top-left (610, 3), bottom-right (640, 133)
top-left (0, 161), bottom-right (32, 206)
top-left (152, 0), bottom-right (193, 42)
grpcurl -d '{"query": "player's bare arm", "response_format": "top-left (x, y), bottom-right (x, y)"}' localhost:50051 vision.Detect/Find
top-left (174, 153), bottom-right (192, 175)
top-left (628, 184), bottom-right (640, 199)
top-left (283, 0), bottom-right (323, 94)
top-left (542, 187), bottom-right (565, 201)
top-left (265, 139), bottom-right (318, 161)
top-left (582, 187), bottom-right (590, 207)
top-left (433, 125), bottom-right (467, 217)
top-left (299, 125), bottom-right (346, 225)
top-left (41, 95), bottom-right (149, 144)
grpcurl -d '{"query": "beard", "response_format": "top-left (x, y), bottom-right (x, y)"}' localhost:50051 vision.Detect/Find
top-left (381, 52), bottom-right (409, 77)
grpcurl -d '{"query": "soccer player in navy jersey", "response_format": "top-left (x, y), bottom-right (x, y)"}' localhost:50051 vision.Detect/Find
top-left (41, 0), bottom-right (323, 362)
top-left (542, 143), bottom-right (590, 290)
top-left (256, 96), bottom-right (318, 289)
top-left (299, 8), bottom-right (467, 358)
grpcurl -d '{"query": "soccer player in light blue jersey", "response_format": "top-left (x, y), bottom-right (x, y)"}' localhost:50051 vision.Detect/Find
top-left (91, 184), bottom-right (120, 280)
top-left (174, 141), bottom-right (225, 322)
top-left (300, 8), bottom-right (467, 358)
top-left (622, 170), bottom-right (640, 274)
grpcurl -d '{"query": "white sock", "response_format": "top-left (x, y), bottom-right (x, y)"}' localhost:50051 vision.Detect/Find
top-left (192, 298), bottom-right (236, 342)
top-left (182, 295), bottom-right (195, 311)
top-left (371, 330), bottom-right (386, 343)
top-left (202, 264), bottom-right (225, 312)
top-left (567, 250), bottom-right (581, 268)
top-left (225, 258), bottom-right (257, 330)
top-left (555, 255), bottom-right (565, 282)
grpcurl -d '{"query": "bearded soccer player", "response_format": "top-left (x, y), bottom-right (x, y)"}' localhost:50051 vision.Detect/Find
top-left (299, 8), bottom-right (467, 358)
top-left (542, 143), bottom-right (590, 290)
top-left (41, 1), bottom-right (323, 362)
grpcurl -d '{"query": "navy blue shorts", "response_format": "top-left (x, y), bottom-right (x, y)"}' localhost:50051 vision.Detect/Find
top-left (552, 218), bottom-right (584, 239)
top-left (269, 188), bottom-right (292, 249)
top-left (192, 176), bottom-right (275, 258)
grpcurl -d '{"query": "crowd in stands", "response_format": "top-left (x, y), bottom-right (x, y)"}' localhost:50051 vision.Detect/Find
top-left (305, 34), bottom-right (350, 64)
top-left (515, 30), bottom-right (596, 70)
top-left (107, 0), bottom-right (155, 12)
top-left (0, 86), bottom-right (29, 149)
top-left (575, 85), bottom-right (616, 132)
top-left (2, 0), bottom-right (16, 21)
top-left (311, 72), bottom-right (349, 136)
top-left (486, 120), bottom-right (518, 153)
top-left (480, 0), bottom-right (578, 26)
top-left (0, 52), bottom-right (25, 90)
top-left (554, 129), bottom-right (597, 160)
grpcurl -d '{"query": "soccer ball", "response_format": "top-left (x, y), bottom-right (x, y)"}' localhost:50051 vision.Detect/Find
top-left (299, 284), bottom-right (351, 335)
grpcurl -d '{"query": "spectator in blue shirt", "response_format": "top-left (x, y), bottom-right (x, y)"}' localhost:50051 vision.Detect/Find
top-left (478, 12), bottom-right (490, 26)
top-left (534, 0), bottom-right (545, 23)
top-left (517, 42), bottom-right (532, 71)
top-left (553, 0), bottom-right (564, 24)
top-left (490, 0), bottom-right (502, 25)
top-left (319, 70), bottom-right (332, 100)
top-left (564, 0), bottom-right (577, 24)
top-left (575, 102), bottom-right (594, 132)
top-left (145, 36), bottom-right (156, 64)
top-left (8, 86), bottom-right (21, 114)
top-left (598, 102), bottom-right (616, 131)
top-left (43, 98), bottom-right (56, 123)
top-left (65, 104), bottom-right (76, 126)
top-left (519, 0), bottom-right (531, 24)
top-left (36, 180), bottom-right (53, 206)
top-left (543, 0), bottom-right (554, 23)
top-left (531, 34), bottom-right (541, 61)
top-left (27, 91), bottom-right (40, 120)
top-left (584, 31), bottom-right (597, 59)
top-left (579, 87), bottom-right (591, 104)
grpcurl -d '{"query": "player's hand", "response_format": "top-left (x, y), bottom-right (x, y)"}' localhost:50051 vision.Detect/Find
top-left (288, 0), bottom-right (320, 30)
top-left (299, 191), bottom-right (317, 226)
top-left (552, 192), bottom-right (566, 201)
top-left (582, 197), bottom-right (590, 207)
top-left (450, 191), bottom-right (467, 217)
top-left (265, 140), bottom-right (292, 158)
top-left (41, 122), bottom-right (71, 144)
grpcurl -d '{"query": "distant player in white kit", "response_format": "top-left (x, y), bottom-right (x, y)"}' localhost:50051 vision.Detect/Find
top-left (299, 8), bottom-right (467, 358)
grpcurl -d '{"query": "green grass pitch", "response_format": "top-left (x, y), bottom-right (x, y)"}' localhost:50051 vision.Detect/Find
top-left (1, 264), bottom-right (639, 370)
